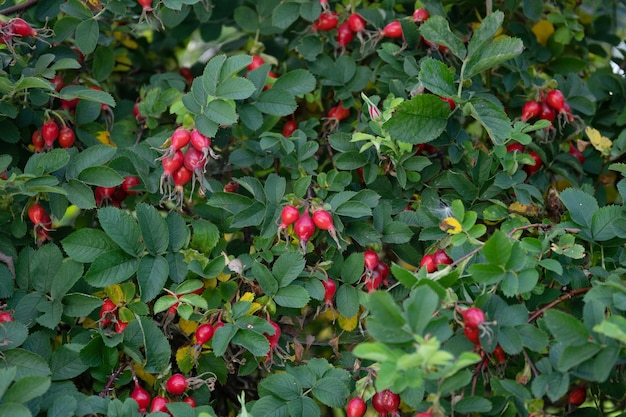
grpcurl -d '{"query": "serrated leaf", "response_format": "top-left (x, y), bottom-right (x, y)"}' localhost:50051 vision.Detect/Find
top-left (467, 11), bottom-right (505, 57)
top-left (454, 397), bottom-right (492, 413)
top-left (50, 344), bottom-right (88, 381)
top-left (190, 219), bottom-right (220, 254)
top-left (205, 98), bottom-right (238, 125)
top-left (97, 207), bottom-right (142, 256)
top-left (464, 36), bottom-right (524, 79)
top-left (543, 310), bottom-right (589, 346)
top-left (84, 251), bottom-right (139, 287)
top-left (2, 375), bottom-right (50, 404)
top-left (383, 95), bottom-right (449, 144)
top-left (62, 228), bottom-right (117, 262)
top-left (418, 58), bottom-right (456, 97)
top-left (272, 2), bottom-right (300, 29)
top-left (591, 205), bottom-right (621, 241)
top-left (251, 396), bottom-right (290, 417)
top-left (483, 230), bottom-right (512, 265)
top-left (311, 377), bottom-right (349, 408)
top-left (272, 252), bottom-right (306, 288)
top-left (420, 15), bottom-right (467, 59)
top-left (215, 77), bottom-right (256, 100)
top-left (255, 88), bottom-right (297, 116)
top-left (404, 286), bottom-right (439, 335)
top-left (75, 18), bottom-right (99, 54)
top-left (136, 203), bottom-right (169, 255)
top-left (465, 99), bottom-right (513, 146)
top-left (30, 243), bottom-right (63, 294)
top-left (137, 255), bottom-right (169, 302)
top-left (273, 69), bottom-right (316, 96)
top-left (259, 372), bottom-right (302, 401)
top-left (335, 284), bottom-right (360, 319)
top-left (559, 188), bottom-right (598, 229)
top-left (274, 286), bottom-right (310, 308)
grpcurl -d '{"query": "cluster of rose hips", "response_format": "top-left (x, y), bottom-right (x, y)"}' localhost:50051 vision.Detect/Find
top-left (94, 176), bottom-right (141, 207)
top-left (347, 388), bottom-right (428, 417)
top-left (419, 249), bottom-right (452, 273)
top-left (0, 17), bottom-right (51, 58)
top-left (157, 127), bottom-right (216, 206)
top-left (520, 89), bottom-right (573, 126)
top-left (278, 204), bottom-right (342, 250)
top-left (363, 249), bottom-right (390, 292)
top-left (31, 120), bottom-right (76, 152)
top-left (458, 306), bottom-right (505, 364)
top-left (27, 203), bottom-right (53, 244)
top-left (130, 377), bottom-right (197, 415)
top-left (99, 298), bottom-right (128, 334)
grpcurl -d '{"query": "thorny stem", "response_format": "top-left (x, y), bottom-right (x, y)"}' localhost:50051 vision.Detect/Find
top-left (99, 361), bottom-right (130, 398)
top-left (0, 0), bottom-right (38, 15)
top-left (527, 287), bottom-right (591, 323)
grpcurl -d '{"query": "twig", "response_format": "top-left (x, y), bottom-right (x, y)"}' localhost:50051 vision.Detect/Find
top-left (527, 287), bottom-right (591, 323)
top-left (99, 361), bottom-right (130, 398)
top-left (0, 0), bottom-right (38, 15)
top-left (0, 252), bottom-right (15, 278)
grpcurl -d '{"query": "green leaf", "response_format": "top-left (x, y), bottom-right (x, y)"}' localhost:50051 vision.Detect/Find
top-left (483, 230), bottom-right (512, 266)
top-left (50, 344), bottom-right (88, 381)
top-left (418, 58), bottom-right (456, 97)
top-left (233, 6), bottom-right (259, 33)
top-left (75, 18), bottom-right (99, 54)
top-left (62, 179), bottom-right (96, 209)
top-left (335, 201), bottom-right (371, 218)
top-left (0, 322), bottom-right (28, 351)
top-left (465, 99), bottom-right (513, 146)
top-left (2, 375), bottom-right (51, 403)
top-left (93, 45), bottom-right (115, 81)
top-left (14, 76), bottom-right (54, 92)
top-left (543, 310), bottom-right (589, 346)
top-left (311, 377), bottom-right (349, 408)
top-left (274, 286), bottom-right (310, 308)
top-left (468, 264), bottom-right (506, 285)
top-left (383, 95), bottom-right (449, 144)
top-left (28, 149), bottom-right (71, 175)
top-left (47, 395), bottom-right (78, 417)
top-left (66, 144), bottom-right (117, 178)
top-left (287, 397), bottom-right (320, 417)
top-left (126, 317), bottom-right (171, 373)
top-left (272, 2), bottom-right (300, 29)
top-left (591, 205), bottom-right (621, 241)
top-left (84, 251), bottom-right (139, 287)
top-left (556, 342), bottom-right (601, 372)
top-left (273, 252), bottom-right (306, 288)
top-left (382, 221), bottom-right (413, 244)
top-left (166, 211), bottom-right (188, 252)
top-left (365, 291), bottom-right (412, 343)
top-left (538, 259), bottom-right (563, 276)
top-left (0, 403), bottom-right (31, 417)
top-left (593, 316), bottom-right (626, 344)
top-left (31, 243), bottom-right (63, 294)
top-left (98, 207), bottom-right (143, 256)
top-left (62, 228), bottom-right (117, 263)
top-left (190, 219), bottom-right (220, 253)
top-left (404, 286), bottom-right (439, 335)
top-left (335, 284), bottom-right (360, 318)
top-left (215, 78), bottom-right (256, 100)
top-left (251, 396), bottom-right (290, 417)
top-left (467, 11), bottom-right (505, 58)
top-left (454, 397), bottom-right (492, 414)
top-left (232, 329), bottom-right (271, 357)
top-left (60, 85), bottom-right (116, 108)
top-left (205, 99), bottom-right (238, 125)
top-left (464, 36), bottom-right (524, 79)
top-left (420, 15), bottom-right (467, 59)
top-left (136, 203), bottom-right (169, 255)
top-left (51, 259), bottom-right (83, 300)
top-left (36, 299), bottom-right (64, 329)
top-left (137, 255), bottom-right (169, 302)
top-left (252, 262), bottom-right (278, 296)
top-left (273, 69), bottom-right (316, 96)
top-left (559, 188), bottom-right (598, 229)
top-left (3, 349), bottom-right (51, 378)
top-left (62, 293), bottom-right (102, 317)
top-left (255, 88), bottom-right (297, 116)
top-left (211, 323), bottom-right (238, 357)
top-left (206, 192), bottom-right (254, 214)
top-left (259, 373), bottom-right (302, 401)
top-left (264, 174), bottom-right (286, 205)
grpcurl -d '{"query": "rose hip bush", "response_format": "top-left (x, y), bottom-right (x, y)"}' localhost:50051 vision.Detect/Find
top-left (1, 1), bottom-right (625, 416)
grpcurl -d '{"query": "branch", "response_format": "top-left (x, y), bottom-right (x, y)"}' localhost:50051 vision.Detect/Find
top-left (527, 287), bottom-right (591, 323)
top-left (0, 0), bottom-right (39, 15)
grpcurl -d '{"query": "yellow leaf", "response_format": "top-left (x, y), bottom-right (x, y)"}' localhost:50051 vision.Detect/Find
top-left (439, 217), bottom-right (462, 234)
top-left (133, 363), bottom-right (156, 387)
top-left (531, 20), bottom-right (554, 46)
top-left (585, 126), bottom-right (612, 156)
top-left (217, 272), bottom-right (231, 282)
top-left (240, 292), bottom-right (255, 302)
top-left (508, 201), bottom-right (539, 217)
top-left (179, 318), bottom-right (198, 335)
top-left (338, 313), bottom-right (359, 332)
top-left (95, 131), bottom-right (115, 146)
top-left (176, 345), bottom-right (195, 373)
top-left (104, 285), bottom-right (125, 305)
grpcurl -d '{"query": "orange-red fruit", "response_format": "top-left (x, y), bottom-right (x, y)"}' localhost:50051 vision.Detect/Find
top-left (150, 396), bottom-right (169, 413)
top-left (460, 307), bottom-right (485, 329)
top-left (382, 21), bottom-right (403, 38)
top-left (546, 89), bottom-right (566, 113)
top-left (58, 126), bottom-right (76, 148)
top-left (413, 8), bottom-right (430, 23)
top-left (433, 249), bottom-right (452, 266)
top-left (524, 151), bottom-right (543, 176)
top-left (0, 311), bottom-right (13, 322)
top-left (130, 384), bottom-right (151, 413)
top-left (420, 254), bottom-right (437, 273)
top-left (195, 323), bottom-right (215, 345)
top-left (363, 249), bottom-right (379, 271)
top-left (313, 12), bottom-right (339, 31)
top-left (294, 211), bottom-right (315, 242)
top-left (568, 143), bottom-right (584, 164)
top-left (327, 103), bottom-right (350, 120)
top-left (282, 119), bottom-right (298, 137)
top-left (346, 397), bottom-right (367, 417)
top-left (280, 205), bottom-right (300, 226)
top-left (347, 13), bottom-right (366, 32)
top-left (322, 278), bottom-right (337, 304)
top-left (568, 385), bottom-right (586, 406)
top-left (166, 373), bottom-right (188, 396)
top-left (312, 209), bottom-right (334, 231)
top-left (521, 101), bottom-right (541, 121)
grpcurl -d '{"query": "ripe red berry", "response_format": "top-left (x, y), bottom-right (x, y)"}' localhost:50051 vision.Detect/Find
top-left (138, 0), bottom-right (153, 10)
top-left (280, 205), bottom-right (300, 226)
top-left (539, 102), bottom-right (556, 123)
top-left (9, 18), bottom-right (36, 37)
top-left (420, 254), bottom-right (437, 273)
top-left (224, 181), bottom-right (239, 193)
top-left (162, 150), bottom-right (185, 176)
top-left (182, 397), bottom-right (196, 407)
top-left (568, 385), bottom-right (586, 406)
top-left (413, 8), bottom-right (430, 23)
top-left (99, 298), bottom-right (117, 327)
top-left (363, 249), bottom-right (379, 271)
top-left (28, 203), bottom-right (48, 225)
top-left (433, 249), bottom-right (452, 266)
top-left (493, 344), bottom-right (506, 364)
top-left (347, 13), bottom-right (366, 32)
top-left (190, 129), bottom-right (211, 155)
top-left (0, 311), bottom-right (13, 322)
top-left (115, 320), bottom-right (128, 333)
top-left (31, 130), bottom-right (44, 152)
top-left (294, 211), bottom-right (315, 242)
top-left (41, 120), bottom-right (59, 148)
top-left (122, 176), bottom-right (141, 194)
top-left (568, 142), bottom-right (584, 164)
top-left (312, 209), bottom-right (334, 231)
top-left (372, 389), bottom-right (400, 413)
top-left (322, 278), bottom-right (337, 304)
top-left (520, 101), bottom-right (541, 121)
top-left (382, 21), bottom-right (403, 38)
top-left (183, 146), bottom-right (206, 172)
top-left (313, 12), bottom-right (339, 31)
top-left (460, 307), bottom-right (485, 329)
top-left (173, 166), bottom-right (192, 187)
top-left (282, 119), bottom-right (298, 137)
top-left (546, 89), bottom-right (566, 113)
top-left (327, 103), bottom-right (350, 121)
top-left (195, 323), bottom-right (215, 345)
top-left (51, 74), bottom-right (64, 91)
top-left (377, 261), bottom-right (390, 284)
top-left (58, 126), bottom-right (76, 149)
top-left (150, 396), bottom-right (169, 413)
top-left (130, 384), bottom-right (151, 413)
top-left (171, 128), bottom-right (191, 151)
top-left (365, 268), bottom-right (383, 293)
top-left (506, 142), bottom-right (525, 153)
top-left (166, 373), bottom-right (188, 396)
top-left (336, 21), bottom-right (355, 47)
top-left (346, 397), bottom-right (367, 417)
top-left (248, 55), bottom-right (265, 71)
top-left (265, 319), bottom-right (281, 353)
top-left (464, 326), bottom-right (480, 345)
